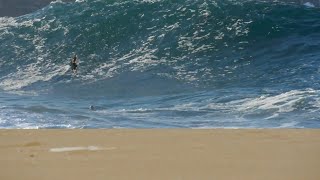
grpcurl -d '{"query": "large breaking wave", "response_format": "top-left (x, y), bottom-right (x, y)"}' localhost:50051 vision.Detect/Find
top-left (0, 0), bottom-right (319, 128)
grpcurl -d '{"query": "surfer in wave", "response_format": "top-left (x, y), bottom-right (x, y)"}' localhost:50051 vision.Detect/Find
top-left (70, 54), bottom-right (78, 74)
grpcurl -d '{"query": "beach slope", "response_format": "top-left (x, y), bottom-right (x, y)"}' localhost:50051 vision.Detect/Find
top-left (0, 129), bottom-right (320, 180)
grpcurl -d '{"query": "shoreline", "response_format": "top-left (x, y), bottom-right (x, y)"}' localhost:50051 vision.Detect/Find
top-left (1, 129), bottom-right (320, 179)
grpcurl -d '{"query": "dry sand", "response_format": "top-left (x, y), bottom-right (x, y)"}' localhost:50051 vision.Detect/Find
top-left (0, 129), bottom-right (320, 180)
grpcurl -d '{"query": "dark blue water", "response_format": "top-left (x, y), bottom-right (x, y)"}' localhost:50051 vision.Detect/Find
top-left (0, 0), bottom-right (320, 128)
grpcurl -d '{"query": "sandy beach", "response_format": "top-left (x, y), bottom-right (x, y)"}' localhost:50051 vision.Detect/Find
top-left (0, 129), bottom-right (319, 180)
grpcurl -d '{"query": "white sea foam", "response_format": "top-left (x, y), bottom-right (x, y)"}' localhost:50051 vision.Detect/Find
top-left (50, 0), bottom-right (68, 4)
top-left (278, 121), bottom-right (299, 128)
top-left (235, 89), bottom-right (318, 113)
top-left (138, 0), bottom-right (162, 3)
top-left (192, 126), bottom-right (243, 129)
top-left (49, 146), bottom-right (116, 152)
top-left (0, 64), bottom-right (69, 91)
top-left (304, 2), bottom-right (315, 8)
top-left (157, 89), bottom-right (320, 122)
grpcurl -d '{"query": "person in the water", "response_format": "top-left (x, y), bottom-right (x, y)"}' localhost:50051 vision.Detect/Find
top-left (70, 54), bottom-right (78, 74)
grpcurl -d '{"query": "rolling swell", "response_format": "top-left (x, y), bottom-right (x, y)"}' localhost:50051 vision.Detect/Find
top-left (0, 0), bottom-right (319, 96)
top-left (0, 0), bottom-right (320, 128)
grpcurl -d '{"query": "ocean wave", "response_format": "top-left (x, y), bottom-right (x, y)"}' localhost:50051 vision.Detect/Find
top-left (0, 0), bottom-right (319, 128)
top-left (0, 1), bottom-right (319, 93)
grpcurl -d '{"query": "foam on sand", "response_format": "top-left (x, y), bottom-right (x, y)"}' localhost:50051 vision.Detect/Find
top-left (49, 146), bottom-right (116, 152)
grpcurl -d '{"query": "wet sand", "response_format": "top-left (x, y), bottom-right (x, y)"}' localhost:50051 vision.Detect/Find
top-left (0, 129), bottom-right (320, 180)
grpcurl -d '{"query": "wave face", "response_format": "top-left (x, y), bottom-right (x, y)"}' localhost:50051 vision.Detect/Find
top-left (0, 0), bottom-right (320, 128)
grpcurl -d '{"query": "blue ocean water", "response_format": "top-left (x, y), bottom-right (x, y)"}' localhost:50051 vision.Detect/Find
top-left (0, 0), bottom-right (320, 128)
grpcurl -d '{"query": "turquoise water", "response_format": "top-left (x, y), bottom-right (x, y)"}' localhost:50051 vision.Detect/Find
top-left (0, 0), bottom-right (320, 128)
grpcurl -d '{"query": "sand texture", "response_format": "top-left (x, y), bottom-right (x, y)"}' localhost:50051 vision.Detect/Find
top-left (0, 129), bottom-right (320, 180)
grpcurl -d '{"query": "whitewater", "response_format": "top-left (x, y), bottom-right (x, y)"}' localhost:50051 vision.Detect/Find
top-left (0, 0), bottom-right (320, 128)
